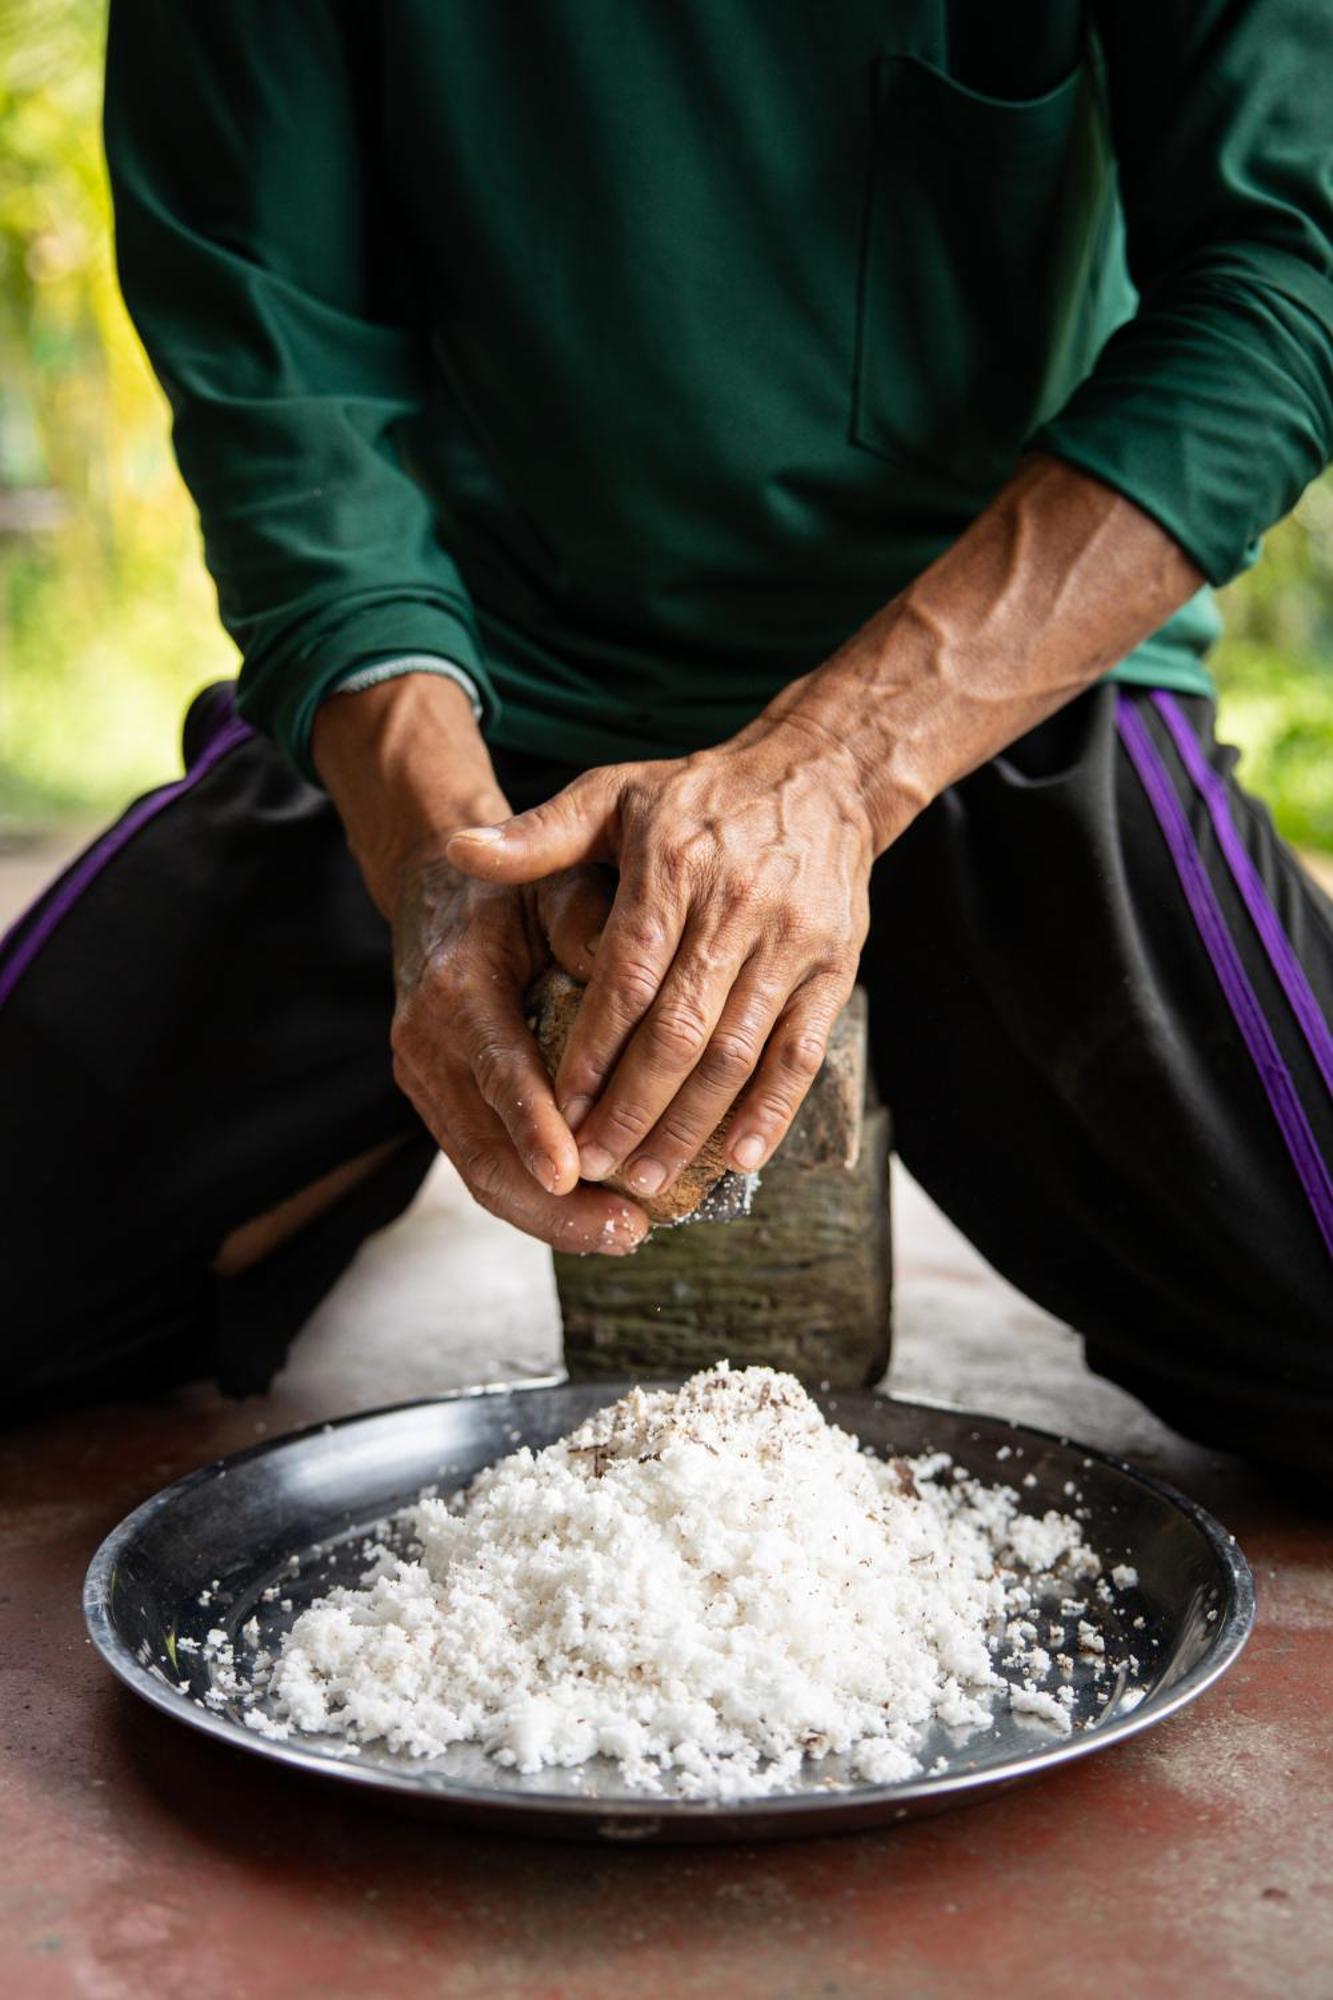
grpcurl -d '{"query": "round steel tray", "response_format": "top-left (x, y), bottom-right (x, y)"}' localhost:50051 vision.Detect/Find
top-left (84, 1381), bottom-right (1254, 1841)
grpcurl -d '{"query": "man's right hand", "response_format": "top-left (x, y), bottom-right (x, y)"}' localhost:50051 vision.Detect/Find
top-left (390, 852), bottom-right (647, 1251)
top-left (311, 671), bottom-right (649, 1254)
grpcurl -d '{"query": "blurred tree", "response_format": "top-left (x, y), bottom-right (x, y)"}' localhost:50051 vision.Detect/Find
top-left (0, 0), bottom-right (1330, 848)
top-left (1212, 480), bottom-right (1333, 852)
top-left (0, 0), bottom-right (234, 826)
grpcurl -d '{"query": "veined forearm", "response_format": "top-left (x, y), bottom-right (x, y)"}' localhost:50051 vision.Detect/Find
top-left (766, 452), bottom-right (1206, 852)
top-left (311, 672), bottom-right (511, 920)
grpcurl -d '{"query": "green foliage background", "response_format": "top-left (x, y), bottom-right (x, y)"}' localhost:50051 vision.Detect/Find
top-left (2, 0), bottom-right (1332, 845)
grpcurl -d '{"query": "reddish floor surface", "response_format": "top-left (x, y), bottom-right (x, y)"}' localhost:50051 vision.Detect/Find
top-left (2, 833), bottom-right (1331, 1999)
top-left (2, 1380), bottom-right (1330, 2000)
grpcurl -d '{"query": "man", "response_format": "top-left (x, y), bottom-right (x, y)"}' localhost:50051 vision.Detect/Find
top-left (2, 3), bottom-right (1330, 1474)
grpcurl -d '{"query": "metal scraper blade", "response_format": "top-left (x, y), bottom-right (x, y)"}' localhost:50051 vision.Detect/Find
top-left (665, 1168), bottom-right (760, 1228)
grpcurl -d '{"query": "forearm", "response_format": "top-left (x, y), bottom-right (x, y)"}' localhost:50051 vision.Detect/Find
top-left (767, 452), bottom-right (1205, 852)
top-left (311, 672), bottom-right (511, 919)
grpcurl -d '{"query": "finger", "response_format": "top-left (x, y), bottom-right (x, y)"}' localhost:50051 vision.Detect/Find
top-left (551, 871), bottom-right (684, 1160)
top-left (618, 963), bottom-right (789, 1198)
top-left (538, 865), bottom-right (616, 982)
top-left (446, 772), bottom-right (615, 885)
top-left (719, 974), bottom-right (852, 1173)
top-left (459, 986), bottom-right (586, 1195)
top-left (394, 1050), bottom-right (649, 1255)
top-left (394, 960), bottom-right (581, 1196)
top-left (569, 927), bottom-right (751, 1186)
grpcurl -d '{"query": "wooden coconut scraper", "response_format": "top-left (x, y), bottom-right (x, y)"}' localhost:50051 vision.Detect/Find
top-left (528, 967), bottom-right (866, 1227)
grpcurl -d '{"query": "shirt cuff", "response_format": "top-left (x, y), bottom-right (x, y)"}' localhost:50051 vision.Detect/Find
top-left (325, 653), bottom-right (485, 720)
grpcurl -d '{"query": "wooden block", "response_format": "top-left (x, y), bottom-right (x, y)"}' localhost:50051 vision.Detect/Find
top-left (556, 1103), bottom-right (892, 1390)
top-left (554, 972), bottom-right (891, 1394)
top-left (546, 976), bottom-right (893, 1390)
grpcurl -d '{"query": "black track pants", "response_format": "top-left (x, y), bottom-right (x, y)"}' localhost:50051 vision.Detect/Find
top-left (1, 682), bottom-right (1329, 1475)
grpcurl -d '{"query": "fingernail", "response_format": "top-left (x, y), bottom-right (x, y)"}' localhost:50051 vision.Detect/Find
top-left (627, 1156), bottom-right (666, 1195)
top-left (578, 1142), bottom-right (616, 1181)
top-left (607, 1209), bottom-right (648, 1255)
top-left (561, 1094), bottom-right (594, 1133)
top-left (452, 824), bottom-right (504, 844)
top-left (585, 930), bottom-right (603, 959)
top-left (531, 1151), bottom-right (561, 1193)
top-left (732, 1133), bottom-right (765, 1170)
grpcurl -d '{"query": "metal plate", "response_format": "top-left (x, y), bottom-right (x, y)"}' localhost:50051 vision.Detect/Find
top-left (84, 1382), bottom-right (1254, 1842)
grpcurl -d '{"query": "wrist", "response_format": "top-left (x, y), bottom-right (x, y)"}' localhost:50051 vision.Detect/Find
top-left (769, 453), bottom-right (1204, 854)
top-left (755, 605), bottom-right (942, 854)
top-left (311, 671), bottom-right (510, 918)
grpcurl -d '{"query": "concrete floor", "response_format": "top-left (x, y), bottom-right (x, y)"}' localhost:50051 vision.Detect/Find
top-left (1, 829), bottom-right (1330, 1999)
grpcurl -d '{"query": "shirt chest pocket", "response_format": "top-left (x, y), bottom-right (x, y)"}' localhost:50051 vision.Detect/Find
top-left (851, 52), bottom-right (1120, 497)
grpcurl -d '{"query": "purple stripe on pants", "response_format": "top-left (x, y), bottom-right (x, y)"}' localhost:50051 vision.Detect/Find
top-left (0, 712), bottom-right (253, 1011)
top-left (1152, 689), bottom-right (1333, 1104)
top-left (1115, 692), bottom-right (1333, 1261)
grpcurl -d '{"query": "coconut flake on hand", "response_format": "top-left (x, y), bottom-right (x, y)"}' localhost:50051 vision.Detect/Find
top-left (254, 1363), bottom-right (1099, 1798)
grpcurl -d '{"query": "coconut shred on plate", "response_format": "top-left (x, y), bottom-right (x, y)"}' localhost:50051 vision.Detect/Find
top-left (242, 1363), bottom-right (1109, 1798)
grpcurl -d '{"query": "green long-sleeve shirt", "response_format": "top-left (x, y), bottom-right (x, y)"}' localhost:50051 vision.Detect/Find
top-left (104, 2), bottom-right (1333, 780)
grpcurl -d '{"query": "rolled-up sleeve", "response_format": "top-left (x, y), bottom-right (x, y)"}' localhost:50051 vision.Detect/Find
top-left (1030, 0), bottom-right (1333, 586)
top-left (104, 0), bottom-right (497, 778)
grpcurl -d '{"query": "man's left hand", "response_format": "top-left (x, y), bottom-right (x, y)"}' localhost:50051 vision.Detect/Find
top-left (445, 717), bottom-right (873, 1201)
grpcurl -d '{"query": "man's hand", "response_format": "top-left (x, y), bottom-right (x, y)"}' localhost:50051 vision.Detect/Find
top-left (390, 854), bottom-right (648, 1252)
top-left (446, 718), bottom-right (874, 1201)
top-left (311, 672), bottom-right (648, 1253)
top-left (445, 452), bottom-right (1205, 1202)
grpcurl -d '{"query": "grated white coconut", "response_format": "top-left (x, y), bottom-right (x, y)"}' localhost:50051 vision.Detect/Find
top-left (249, 1363), bottom-right (1105, 1798)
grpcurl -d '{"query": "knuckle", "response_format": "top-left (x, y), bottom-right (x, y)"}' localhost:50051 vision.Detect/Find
top-left (750, 1085), bottom-right (802, 1128)
top-left (430, 948), bottom-right (472, 988)
top-left (827, 944), bottom-right (862, 982)
top-left (699, 1027), bottom-right (760, 1087)
top-left (595, 1098), bottom-right (653, 1150)
top-left (521, 795), bottom-right (564, 837)
top-left (656, 1107), bottom-right (711, 1153)
top-left (606, 958), bottom-right (663, 1019)
top-left (645, 1005), bottom-right (709, 1066)
top-left (459, 1142), bottom-right (507, 1209)
top-left (398, 967), bottom-right (460, 1033)
top-left (796, 921), bottom-right (839, 960)
top-left (655, 840), bottom-right (694, 888)
top-left (391, 1000), bottom-right (436, 1066)
top-left (613, 907), bottom-right (672, 960)
top-left (421, 943), bottom-right (466, 993)
top-left (690, 922), bottom-right (744, 973)
top-left (777, 1027), bottom-right (828, 1082)
top-left (469, 1032), bottom-right (515, 1101)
